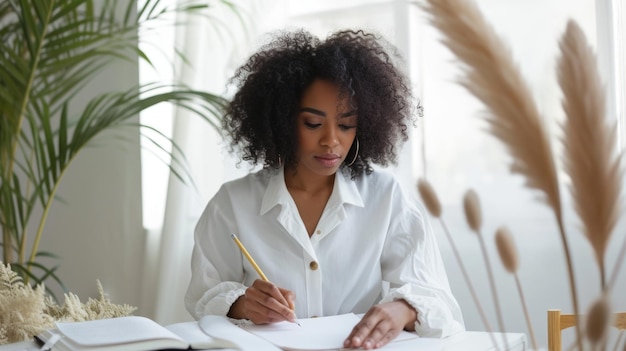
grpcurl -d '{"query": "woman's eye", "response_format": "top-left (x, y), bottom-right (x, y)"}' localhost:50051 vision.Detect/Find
top-left (304, 122), bottom-right (322, 129)
top-left (339, 124), bottom-right (357, 130)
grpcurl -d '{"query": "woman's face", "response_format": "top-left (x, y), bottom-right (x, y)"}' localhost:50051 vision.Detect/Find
top-left (293, 79), bottom-right (358, 178)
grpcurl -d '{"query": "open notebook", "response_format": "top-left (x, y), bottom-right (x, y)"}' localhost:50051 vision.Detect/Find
top-left (37, 316), bottom-right (240, 351)
top-left (37, 313), bottom-right (440, 351)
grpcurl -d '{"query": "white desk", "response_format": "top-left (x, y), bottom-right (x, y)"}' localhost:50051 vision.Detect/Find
top-left (443, 331), bottom-right (527, 351)
top-left (0, 331), bottom-right (527, 350)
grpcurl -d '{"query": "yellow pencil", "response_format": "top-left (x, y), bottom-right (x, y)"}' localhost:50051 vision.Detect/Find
top-left (230, 233), bottom-right (300, 326)
top-left (230, 233), bottom-right (269, 281)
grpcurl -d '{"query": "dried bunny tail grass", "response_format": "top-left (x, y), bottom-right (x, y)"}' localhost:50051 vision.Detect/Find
top-left (464, 190), bottom-right (507, 346)
top-left (558, 20), bottom-right (623, 289)
top-left (420, 0), bottom-right (561, 215)
top-left (495, 227), bottom-right (518, 273)
top-left (585, 295), bottom-right (610, 345)
top-left (494, 227), bottom-right (538, 350)
top-left (463, 189), bottom-right (482, 231)
top-left (417, 179), bottom-right (442, 218)
top-left (417, 180), bottom-right (498, 347)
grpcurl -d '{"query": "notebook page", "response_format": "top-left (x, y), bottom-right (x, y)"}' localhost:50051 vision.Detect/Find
top-left (56, 316), bottom-right (184, 347)
top-left (166, 320), bottom-right (239, 349)
top-left (198, 315), bottom-right (281, 351)
top-left (241, 313), bottom-right (417, 350)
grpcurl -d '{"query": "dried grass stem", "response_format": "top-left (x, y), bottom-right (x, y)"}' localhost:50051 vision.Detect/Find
top-left (437, 219), bottom-right (499, 350)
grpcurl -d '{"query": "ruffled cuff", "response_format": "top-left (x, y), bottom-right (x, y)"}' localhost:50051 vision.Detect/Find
top-left (205, 287), bottom-right (247, 317)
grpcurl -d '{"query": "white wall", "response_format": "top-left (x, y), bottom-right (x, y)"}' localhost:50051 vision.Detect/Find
top-left (38, 0), bottom-right (146, 314)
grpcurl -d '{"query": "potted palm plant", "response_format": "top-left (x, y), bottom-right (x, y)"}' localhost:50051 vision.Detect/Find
top-left (0, 0), bottom-right (229, 291)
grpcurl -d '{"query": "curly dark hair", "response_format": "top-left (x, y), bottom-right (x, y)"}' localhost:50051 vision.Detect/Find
top-left (223, 29), bottom-right (414, 178)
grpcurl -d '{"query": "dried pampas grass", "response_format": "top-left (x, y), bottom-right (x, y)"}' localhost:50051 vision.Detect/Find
top-left (419, 0), bottom-right (582, 347)
top-left (558, 20), bottom-right (623, 289)
top-left (420, 0), bottom-right (561, 215)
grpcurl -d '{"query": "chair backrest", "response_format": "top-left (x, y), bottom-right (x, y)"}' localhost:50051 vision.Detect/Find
top-left (547, 309), bottom-right (626, 351)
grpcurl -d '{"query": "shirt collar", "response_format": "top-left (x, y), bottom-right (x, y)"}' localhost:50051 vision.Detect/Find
top-left (332, 169), bottom-right (365, 208)
top-left (260, 167), bottom-right (288, 215)
top-left (259, 167), bottom-right (364, 216)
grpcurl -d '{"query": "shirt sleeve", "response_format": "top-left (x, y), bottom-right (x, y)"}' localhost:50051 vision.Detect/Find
top-left (184, 187), bottom-right (247, 320)
top-left (379, 185), bottom-right (465, 338)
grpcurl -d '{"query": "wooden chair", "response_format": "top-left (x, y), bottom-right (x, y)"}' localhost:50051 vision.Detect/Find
top-left (548, 309), bottom-right (626, 351)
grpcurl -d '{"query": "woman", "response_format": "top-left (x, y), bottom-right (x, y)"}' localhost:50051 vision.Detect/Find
top-left (185, 29), bottom-right (464, 349)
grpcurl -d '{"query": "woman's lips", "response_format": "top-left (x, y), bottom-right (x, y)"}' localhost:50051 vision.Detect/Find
top-left (315, 154), bottom-right (341, 167)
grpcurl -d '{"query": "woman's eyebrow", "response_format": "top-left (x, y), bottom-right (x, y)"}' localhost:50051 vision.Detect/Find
top-left (339, 110), bottom-right (357, 118)
top-left (299, 107), bottom-right (357, 118)
top-left (299, 107), bottom-right (325, 116)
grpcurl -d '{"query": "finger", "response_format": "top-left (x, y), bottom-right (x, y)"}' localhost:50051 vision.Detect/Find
top-left (266, 285), bottom-right (289, 308)
top-left (245, 293), bottom-right (293, 324)
top-left (279, 288), bottom-right (296, 310)
top-left (262, 285), bottom-right (296, 321)
top-left (253, 280), bottom-right (290, 306)
top-left (344, 312), bottom-right (379, 348)
top-left (251, 280), bottom-right (296, 322)
top-left (244, 287), bottom-right (290, 324)
top-left (360, 319), bottom-right (393, 350)
top-left (374, 329), bottom-right (401, 349)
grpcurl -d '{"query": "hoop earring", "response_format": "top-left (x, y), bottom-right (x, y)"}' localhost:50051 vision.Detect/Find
top-left (346, 138), bottom-right (359, 167)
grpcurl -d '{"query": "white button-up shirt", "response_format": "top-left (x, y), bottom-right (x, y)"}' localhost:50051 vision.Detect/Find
top-left (185, 167), bottom-right (465, 337)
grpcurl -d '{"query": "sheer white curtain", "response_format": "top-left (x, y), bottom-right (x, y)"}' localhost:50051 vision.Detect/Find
top-left (140, 0), bottom-right (288, 324)
top-left (597, 0), bottom-right (626, 147)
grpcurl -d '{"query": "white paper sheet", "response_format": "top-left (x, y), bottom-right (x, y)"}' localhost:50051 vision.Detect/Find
top-left (199, 315), bottom-right (281, 351)
top-left (241, 313), bottom-right (419, 350)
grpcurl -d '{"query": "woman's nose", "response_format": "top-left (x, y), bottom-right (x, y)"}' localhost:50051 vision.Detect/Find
top-left (320, 125), bottom-right (339, 147)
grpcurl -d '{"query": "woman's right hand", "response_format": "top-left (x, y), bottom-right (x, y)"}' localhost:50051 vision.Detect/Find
top-left (228, 279), bottom-right (297, 324)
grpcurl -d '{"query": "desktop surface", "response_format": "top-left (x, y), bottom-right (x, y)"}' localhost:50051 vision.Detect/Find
top-left (0, 331), bottom-right (527, 351)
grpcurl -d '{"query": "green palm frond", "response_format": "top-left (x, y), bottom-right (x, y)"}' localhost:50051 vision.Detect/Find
top-left (0, 0), bottom-right (237, 290)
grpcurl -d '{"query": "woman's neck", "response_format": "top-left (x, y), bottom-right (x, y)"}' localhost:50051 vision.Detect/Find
top-left (284, 166), bottom-right (335, 195)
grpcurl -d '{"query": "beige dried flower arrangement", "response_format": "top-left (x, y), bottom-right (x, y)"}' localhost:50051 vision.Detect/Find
top-left (417, 0), bottom-right (625, 350)
top-left (0, 264), bottom-right (136, 344)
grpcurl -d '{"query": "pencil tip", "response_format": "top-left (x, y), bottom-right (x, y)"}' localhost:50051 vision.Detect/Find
top-left (230, 233), bottom-right (236, 239)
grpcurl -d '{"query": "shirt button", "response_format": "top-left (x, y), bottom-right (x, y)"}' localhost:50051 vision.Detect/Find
top-left (309, 261), bottom-right (319, 270)
top-left (316, 230), bottom-right (321, 235)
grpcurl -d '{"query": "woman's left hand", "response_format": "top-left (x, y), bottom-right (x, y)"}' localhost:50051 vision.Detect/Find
top-left (343, 300), bottom-right (417, 349)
